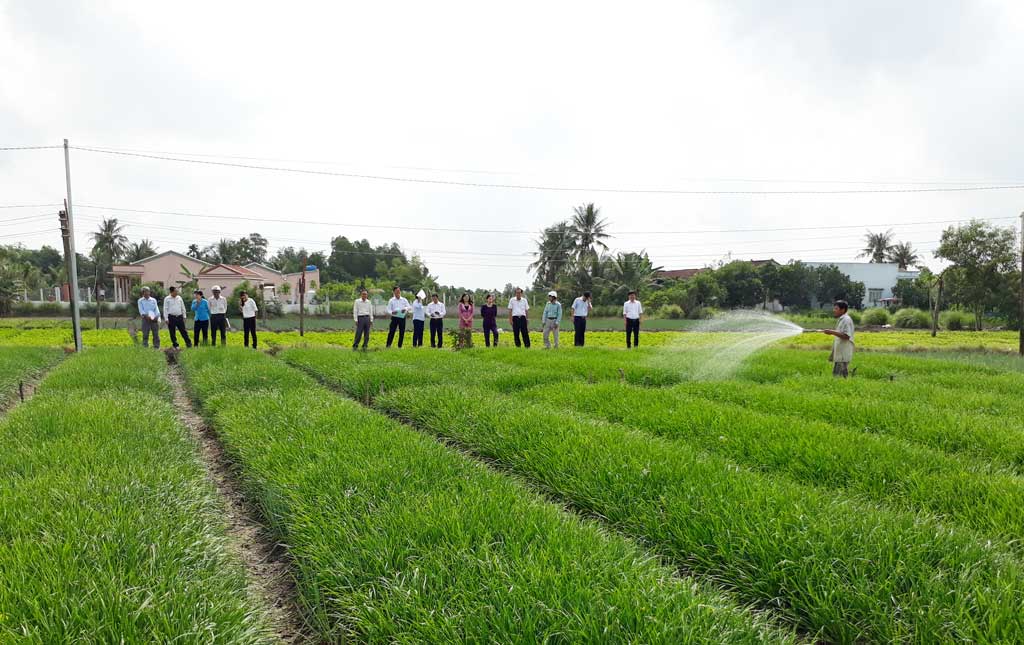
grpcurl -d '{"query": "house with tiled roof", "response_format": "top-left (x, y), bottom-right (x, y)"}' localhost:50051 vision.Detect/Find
top-left (109, 251), bottom-right (211, 303)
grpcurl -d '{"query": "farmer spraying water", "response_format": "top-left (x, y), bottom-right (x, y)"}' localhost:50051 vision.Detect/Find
top-left (822, 300), bottom-right (855, 378)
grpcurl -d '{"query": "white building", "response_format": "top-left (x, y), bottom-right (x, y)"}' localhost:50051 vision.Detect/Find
top-left (804, 262), bottom-right (920, 308)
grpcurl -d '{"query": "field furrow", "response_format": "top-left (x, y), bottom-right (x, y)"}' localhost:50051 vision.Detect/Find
top-left (0, 348), bottom-right (270, 643)
top-left (179, 348), bottom-right (795, 644)
top-left (0, 347), bottom-right (62, 410)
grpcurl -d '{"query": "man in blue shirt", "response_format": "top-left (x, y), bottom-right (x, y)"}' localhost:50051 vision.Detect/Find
top-left (542, 290), bottom-right (562, 349)
top-left (137, 286), bottom-right (161, 349)
top-left (571, 291), bottom-right (593, 347)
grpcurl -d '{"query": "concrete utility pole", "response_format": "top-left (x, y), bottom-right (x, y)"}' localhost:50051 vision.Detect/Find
top-left (1019, 211), bottom-right (1023, 357)
top-left (61, 139), bottom-right (83, 352)
top-left (299, 257), bottom-right (306, 337)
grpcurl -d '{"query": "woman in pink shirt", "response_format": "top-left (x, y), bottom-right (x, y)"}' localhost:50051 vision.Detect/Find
top-left (458, 293), bottom-right (474, 329)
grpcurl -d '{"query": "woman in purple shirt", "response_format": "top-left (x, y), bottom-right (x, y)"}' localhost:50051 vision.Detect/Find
top-left (480, 293), bottom-right (498, 347)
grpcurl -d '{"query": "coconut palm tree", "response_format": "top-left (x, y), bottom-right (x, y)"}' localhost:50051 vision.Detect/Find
top-left (887, 241), bottom-right (920, 270)
top-left (125, 239), bottom-right (157, 262)
top-left (90, 218), bottom-right (128, 327)
top-left (858, 229), bottom-right (895, 263)
top-left (597, 251), bottom-right (664, 301)
top-left (529, 221), bottom-right (576, 286)
top-left (569, 203), bottom-right (610, 264)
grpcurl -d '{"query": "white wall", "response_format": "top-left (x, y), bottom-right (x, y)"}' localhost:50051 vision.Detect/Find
top-left (805, 262), bottom-right (920, 308)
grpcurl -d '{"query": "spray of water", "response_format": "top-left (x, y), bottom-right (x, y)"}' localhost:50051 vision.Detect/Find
top-left (641, 310), bottom-right (806, 381)
top-left (689, 311), bottom-right (805, 380)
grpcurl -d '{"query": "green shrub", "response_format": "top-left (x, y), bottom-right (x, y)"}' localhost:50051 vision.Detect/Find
top-left (847, 310), bottom-right (862, 325)
top-left (892, 308), bottom-right (930, 329)
top-left (658, 304), bottom-right (685, 319)
top-left (940, 310), bottom-right (974, 331)
top-left (861, 308), bottom-right (890, 326)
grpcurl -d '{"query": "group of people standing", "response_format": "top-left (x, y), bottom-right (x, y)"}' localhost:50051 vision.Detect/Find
top-left (353, 286), bottom-right (644, 350)
top-left (136, 285), bottom-right (258, 349)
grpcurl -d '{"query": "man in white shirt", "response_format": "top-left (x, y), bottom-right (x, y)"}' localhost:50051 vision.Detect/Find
top-left (623, 290), bottom-right (643, 349)
top-left (823, 299), bottom-right (855, 378)
top-left (208, 285), bottom-right (229, 347)
top-left (570, 291), bottom-right (593, 347)
top-left (352, 288), bottom-right (374, 351)
top-left (240, 290), bottom-right (259, 349)
top-left (426, 293), bottom-right (446, 348)
top-left (386, 286), bottom-right (411, 348)
top-left (137, 286), bottom-right (161, 349)
top-left (507, 287), bottom-right (531, 348)
top-left (411, 291), bottom-right (427, 348)
top-left (163, 286), bottom-right (192, 349)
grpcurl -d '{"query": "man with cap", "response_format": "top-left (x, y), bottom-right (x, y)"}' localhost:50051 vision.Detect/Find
top-left (137, 286), bottom-right (161, 349)
top-left (163, 286), bottom-right (192, 349)
top-left (541, 290), bottom-right (562, 349)
top-left (208, 285), bottom-right (228, 346)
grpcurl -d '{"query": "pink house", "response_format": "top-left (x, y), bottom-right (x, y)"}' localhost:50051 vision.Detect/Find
top-left (109, 251), bottom-right (320, 303)
top-left (110, 251), bottom-right (211, 303)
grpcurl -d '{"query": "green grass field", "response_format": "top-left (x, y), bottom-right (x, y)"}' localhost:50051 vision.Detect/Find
top-left (3, 329), bottom-right (1024, 641)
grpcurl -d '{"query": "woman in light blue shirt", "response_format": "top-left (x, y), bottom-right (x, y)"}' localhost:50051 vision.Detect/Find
top-left (191, 290), bottom-right (210, 346)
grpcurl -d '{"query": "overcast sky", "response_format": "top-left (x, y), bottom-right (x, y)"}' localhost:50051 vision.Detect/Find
top-left (2, 1), bottom-right (1023, 289)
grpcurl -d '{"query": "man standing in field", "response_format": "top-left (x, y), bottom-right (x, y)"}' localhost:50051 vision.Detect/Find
top-left (542, 291), bottom-right (562, 349)
top-left (163, 286), bottom-right (192, 349)
top-left (426, 293), bottom-right (446, 348)
top-left (352, 288), bottom-right (373, 351)
top-left (508, 287), bottom-right (531, 348)
top-left (137, 286), bottom-right (161, 349)
top-left (823, 299), bottom-right (855, 378)
top-left (623, 290), bottom-right (643, 348)
top-left (208, 285), bottom-right (228, 346)
top-left (239, 291), bottom-right (259, 349)
top-left (570, 291), bottom-right (593, 346)
top-left (386, 286), bottom-right (411, 348)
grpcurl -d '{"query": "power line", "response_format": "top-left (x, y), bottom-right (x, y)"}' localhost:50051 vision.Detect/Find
top-left (0, 214), bottom-right (53, 226)
top-left (74, 203), bottom-right (1019, 236)
top-left (72, 144), bottom-right (1024, 187)
top-left (72, 146), bottom-right (1024, 195)
top-left (0, 228), bottom-right (57, 239)
top-left (0, 146), bottom-right (62, 151)
top-left (0, 204), bottom-right (62, 209)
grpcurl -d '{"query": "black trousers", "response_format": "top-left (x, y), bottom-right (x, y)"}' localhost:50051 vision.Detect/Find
top-left (573, 316), bottom-right (587, 346)
top-left (387, 316), bottom-right (406, 347)
top-left (483, 321), bottom-right (498, 347)
top-left (243, 316), bottom-right (257, 349)
top-left (193, 319), bottom-right (209, 346)
top-left (210, 314), bottom-right (227, 346)
top-left (167, 314), bottom-right (192, 348)
top-left (412, 319), bottom-right (425, 347)
top-left (429, 318), bottom-right (444, 347)
top-left (626, 318), bottom-right (640, 347)
top-left (512, 316), bottom-right (531, 348)
top-left (353, 316), bottom-right (371, 349)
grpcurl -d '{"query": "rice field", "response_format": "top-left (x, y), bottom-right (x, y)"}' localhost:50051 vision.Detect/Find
top-left (2, 329), bottom-right (1024, 642)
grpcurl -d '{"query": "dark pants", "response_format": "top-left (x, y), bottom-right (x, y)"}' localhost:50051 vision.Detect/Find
top-left (512, 316), bottom-right (530, 348)
top-left (167, 314), bottom-right (192, 348)
top-left (626, 318), bottom-right (640, 348)
top-left (243, 316), bottom-right (257, 349)
top-left (193, 320), bottom-right (209, 346)
top-left (387, 316), bottom-right (406, 348)
top-left (573, 316), bottom-right (587, 346)
top-left (412, 319), bottom-right (425, 347)
top-left (210, 314), bottom-right (227, 346)
top-left (353, 316), bottom-right (371, 349)
top-left (430, 318), bottom-right (444, 347)
top-left (483, 321), bottom-right (498, 347)
top-left (141, 317), bottom-right (160, 348)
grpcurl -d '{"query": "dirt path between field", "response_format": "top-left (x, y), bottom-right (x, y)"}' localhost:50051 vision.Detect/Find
top-left (165, 360), bottom-right (311, 644)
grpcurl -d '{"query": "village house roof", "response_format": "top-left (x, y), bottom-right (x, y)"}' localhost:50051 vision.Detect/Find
top-left (198, 263), bottom-right (265, 278)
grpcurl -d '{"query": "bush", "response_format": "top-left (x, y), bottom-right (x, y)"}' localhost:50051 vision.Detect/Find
top-left (862, 308), bottom-right (890, 326)
top-left (590, 304), bottom-right (621, 317)
top-left (657, 304), bottom-right (685, 319)
top-left (847, 310), bottom-right (862, 325)
top-left (940, 310), bottom-right (974, 331)
top-left (447, 327), bottom-right (473, 350)
top-left (892, 308), bottom-right (930, 329)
